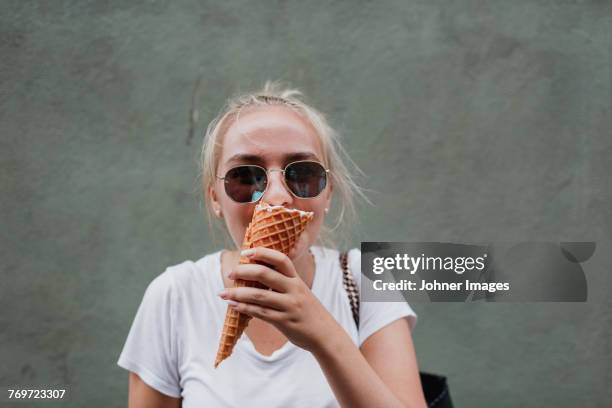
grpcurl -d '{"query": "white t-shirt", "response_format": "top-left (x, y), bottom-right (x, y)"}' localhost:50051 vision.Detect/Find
top-left (117, 245), bottom-right (417, 407)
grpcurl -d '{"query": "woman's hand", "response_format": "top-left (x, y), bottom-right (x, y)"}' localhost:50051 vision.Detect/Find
top-left (217, 247), bottom-right (338, 353)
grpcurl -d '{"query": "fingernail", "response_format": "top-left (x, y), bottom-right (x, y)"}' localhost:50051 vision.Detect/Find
top-left (218, 290), bottom-right (228, 298)
top-left (241, 249), bottom-right (256, 257)
top-left (228, 272), bottom-right (235, 279)
top-left (225, 299), bottom-right (238, 306)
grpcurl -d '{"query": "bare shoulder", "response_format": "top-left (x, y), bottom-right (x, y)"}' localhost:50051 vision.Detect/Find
top-left (360, 318), bottom-right (427, 408)
top-left (128, 372), bottom-right (181, 408)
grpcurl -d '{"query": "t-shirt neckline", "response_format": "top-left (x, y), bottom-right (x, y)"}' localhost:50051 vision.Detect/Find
top-left (213, 245), bottom-right (322, 364)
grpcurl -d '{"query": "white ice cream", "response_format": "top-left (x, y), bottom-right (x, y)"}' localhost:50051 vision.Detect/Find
top-left (255, 202), bottom-right (313, 218)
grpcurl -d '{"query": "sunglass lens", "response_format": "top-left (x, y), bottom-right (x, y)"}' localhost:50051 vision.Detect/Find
top-left (224, 166), bottom-right (267, 203)
top-left (285, 162), bottom-right (327, 198)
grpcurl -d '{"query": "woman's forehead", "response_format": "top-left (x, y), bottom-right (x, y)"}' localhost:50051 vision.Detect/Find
top-left (220, 107), bottom-right (323, 162)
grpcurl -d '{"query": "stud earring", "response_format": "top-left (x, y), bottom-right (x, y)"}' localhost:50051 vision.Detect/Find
top-left (324, 208), bottom-right (329, 214)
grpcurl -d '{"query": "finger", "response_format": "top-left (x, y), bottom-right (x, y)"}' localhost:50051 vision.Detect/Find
top-left (230, 264), bottom-right (290, 293)
top-left (222, 286), bottom-right (286, 310)
top-left (229, 301), bottom-right (284, 323)
top-left (241, 247), bottom-right (297, 278)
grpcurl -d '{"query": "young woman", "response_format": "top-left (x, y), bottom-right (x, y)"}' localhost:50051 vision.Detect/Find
top-left (117, 81), bottom-right (426, 407)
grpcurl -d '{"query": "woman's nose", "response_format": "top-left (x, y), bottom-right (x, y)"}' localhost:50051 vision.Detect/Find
top-left (262, 169), bottom-right (293, 206)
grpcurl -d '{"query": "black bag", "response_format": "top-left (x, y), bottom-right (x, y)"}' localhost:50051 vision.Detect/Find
top-left (339, 252), bottom-right (454, 408)
top-left (419, 372), bottom-right (452, 408)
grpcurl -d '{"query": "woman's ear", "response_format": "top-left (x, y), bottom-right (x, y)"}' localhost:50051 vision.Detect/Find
top-left (208, 185), bottom-right (223, 218)
top-left (325, 181), bottom-right (333, 212)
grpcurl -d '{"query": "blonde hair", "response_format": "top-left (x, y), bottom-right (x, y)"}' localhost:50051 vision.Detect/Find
top-left (197, 80), bottom-right (370, 251)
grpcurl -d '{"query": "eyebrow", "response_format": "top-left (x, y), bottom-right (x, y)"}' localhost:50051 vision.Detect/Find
top-left (225, 152), bottom-right (320, 165)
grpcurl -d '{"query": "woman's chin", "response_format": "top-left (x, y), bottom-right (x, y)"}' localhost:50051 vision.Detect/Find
top-left (288, 231), bottom-right (311, 260)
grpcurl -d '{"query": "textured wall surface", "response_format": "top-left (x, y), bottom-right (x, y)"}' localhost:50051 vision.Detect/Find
top-left (1, 1), bottom-right (611, 407)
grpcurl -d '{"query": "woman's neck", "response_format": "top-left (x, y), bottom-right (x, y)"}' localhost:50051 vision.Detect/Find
top-left (292, 247), bottom-right (316, 289)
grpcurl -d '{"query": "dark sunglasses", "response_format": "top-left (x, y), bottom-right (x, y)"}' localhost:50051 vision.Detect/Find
top-left (216, 160), bottom-right (330, 203)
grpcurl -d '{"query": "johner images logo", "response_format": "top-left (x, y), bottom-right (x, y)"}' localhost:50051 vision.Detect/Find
top-left (361, 242), bottom-right (594, 302)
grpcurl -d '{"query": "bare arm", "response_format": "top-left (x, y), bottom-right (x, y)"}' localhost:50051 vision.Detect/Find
top-left (221, 248), bottom-right (426, 406)
top-left (127, 372), bottom-right (181, 408)
top-left (311, 318), bottom-right (427, 408)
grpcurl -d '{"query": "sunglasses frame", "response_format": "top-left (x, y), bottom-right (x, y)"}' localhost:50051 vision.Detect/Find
top-left (216, 160), bottom-right (330, 204)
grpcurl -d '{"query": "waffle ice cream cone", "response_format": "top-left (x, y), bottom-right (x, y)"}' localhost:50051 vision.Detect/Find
top-left (214, 202), bottom-right (314, 368)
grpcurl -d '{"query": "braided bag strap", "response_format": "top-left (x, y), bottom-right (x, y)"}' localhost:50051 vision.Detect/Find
top-left (340, 251), bottom-right (360, 328)
top-left (341, 254), bottom-right (452, 407)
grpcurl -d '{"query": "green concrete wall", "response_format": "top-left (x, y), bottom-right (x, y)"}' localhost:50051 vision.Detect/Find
top-left (1, 1), bottom-right (610, 406)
